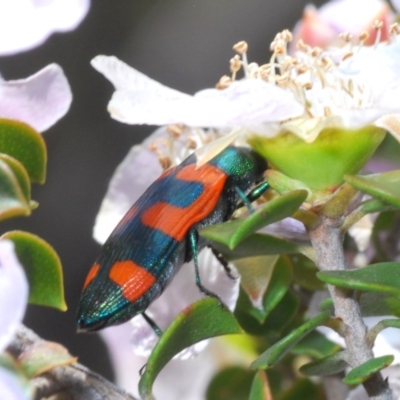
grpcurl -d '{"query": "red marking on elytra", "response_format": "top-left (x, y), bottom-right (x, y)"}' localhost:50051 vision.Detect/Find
top-left (141, 164), bottom-right (227, 241)
top-left (83, 264), bottom-right (100, 290)
top-left (109, 261), bottom-right (156, 302)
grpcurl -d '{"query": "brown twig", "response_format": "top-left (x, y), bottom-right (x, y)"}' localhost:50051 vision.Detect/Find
top-left (7, 324), bottom-right (138, 400)
top-left (309, 215), bottom-right (392, 400)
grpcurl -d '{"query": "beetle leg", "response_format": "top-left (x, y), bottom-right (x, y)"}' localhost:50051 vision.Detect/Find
top-left (210, 247), bottom-right (237, 280)
top-left (189, 230), bottom-right (222, 302)
top-left (142, 312), bottom-right (163, 337)
top-left (235, 181), bottom-right (270, 212)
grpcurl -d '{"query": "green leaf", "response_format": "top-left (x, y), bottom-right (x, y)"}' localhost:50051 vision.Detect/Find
top-left (345, 171), bottom-right (400, 208)
top-left (368, 319), bottom-right (400, 344)
top-left (0, 158), bottom-right (30, 220)
top-left (0, 119), bottom-right (46, 183)
top-left (210, 233), bottom-right (302, 261)
top-left (234, 289), bottom-right (299, 336)
top-left (139, 298), bottom-right (242, 400)
top-left (1, 231), bottom-right (66, 311)
top-left (300, 351), bottom-right (348, 376)
top-left (238, 256), bottom-right (293, 323)
top-left (250, 311), bottom-right (330, 370)
top-left (343, 355), bottom-right (394, 385)
top-left (291, 254), bottom-right (324, 291)
top-left (206, 367), bottom-right (254, 400)
top-left (0, 154), bottom-right (30, 202)
top-left (234, 255), bottom-right (278, 317)
top-left (292, 330), bottom-right (342, 359)
top-left (360, 292), bottom-right (400, 318)
top-left (200, 190), bottom-right (308, 249)
top-left (317, 262), bottom-right (400, 296)
top-left (18, 341), bottom-right (77, 378)
top-left (249, 371), bottom-right (272, 400)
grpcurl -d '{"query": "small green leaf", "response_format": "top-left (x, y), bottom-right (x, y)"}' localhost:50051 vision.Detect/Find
top-left (1, 231), bottom-right (66, 311)
top-left (234, 255), bottom-right (278, 317)
top-left (249, 371), bottom-right (272, 400)
top-left (345, 171), bottom-right (400, 208)
top-left (0, 157), bottom-right (30, 220)
top-left (139, 298), bottom-right (242, 400)
top-left (368, 319), bottom-right (400, 344)
top-left (210, 233), bottom-right (302, 261)
top-left (317, 263), bottom-right (400, 296)
top-left (291, 254), bottom-right (324, 291)
top-left (292, 330), bottom-right (342, 359)
top-left (0, 154), bottom-right (30, 202)
top-left (300, 351), bottom-right (348, 376)
top-left (250, 311), bottom-right (330, 370)
top-left (18, 341), bottom-right (77, 378)
top-left (206, 367), bottom-right (254, 400)
top-left (235, 288), bottom-right (299, 336)
top-left (238, 256), bottom-right (292, 323)
top-left (343, 355), bottom-right (394, 385)
top-left (0, 119), bottom-right (46, 183)
top-left (200, 190), bottom-right (308, 249)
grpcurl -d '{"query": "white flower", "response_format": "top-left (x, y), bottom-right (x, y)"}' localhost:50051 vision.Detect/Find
top-left (91, 27), bottom-right (400, 152)
top-left (0, 64), bottom-right (72, 132)
top-left (0, 0), bottom-right (90, 55)
top-left (0, 240), bottom-right (29, 400)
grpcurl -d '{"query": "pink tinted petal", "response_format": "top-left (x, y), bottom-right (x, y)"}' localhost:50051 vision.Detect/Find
top-left (318, 0), bottom-right (391, 43)
top-left (292, 0), bottom-right (392, 51)
top-left (0, 241), bottom-right (28, 352)
top-left (0, 64), bottom-right (72, 132)
top-left (0, 368), bottom-right (29, 400)
top-left (0, 0), bottom-right (90, 55)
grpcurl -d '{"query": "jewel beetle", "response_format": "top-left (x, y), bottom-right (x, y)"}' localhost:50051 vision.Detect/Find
top-left (76, 146), bottom-right (268, 332)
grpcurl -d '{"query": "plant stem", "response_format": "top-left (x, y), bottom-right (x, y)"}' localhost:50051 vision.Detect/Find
top-left (7, 325), bottom-right (138, 400)
top-left (309, 215), bottom-right (392, 400)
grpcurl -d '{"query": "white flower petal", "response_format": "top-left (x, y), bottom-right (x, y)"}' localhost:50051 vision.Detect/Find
top-left (0, 241), bottom-right (28, 352)
top-left (340, 41), bottom-right (400, 110)
top-left (129, 248), bottom-right (240, 359)
top-left (0, 64), bottom-right (72, 132)
top-left (91, 55), bottom-right (303, 131)
top-left (0, 0), bottom-right (90, 55)
top-left (93, 128), bottom-right (165, 244)
top-left (0, 367), bottom-right (29, 400)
